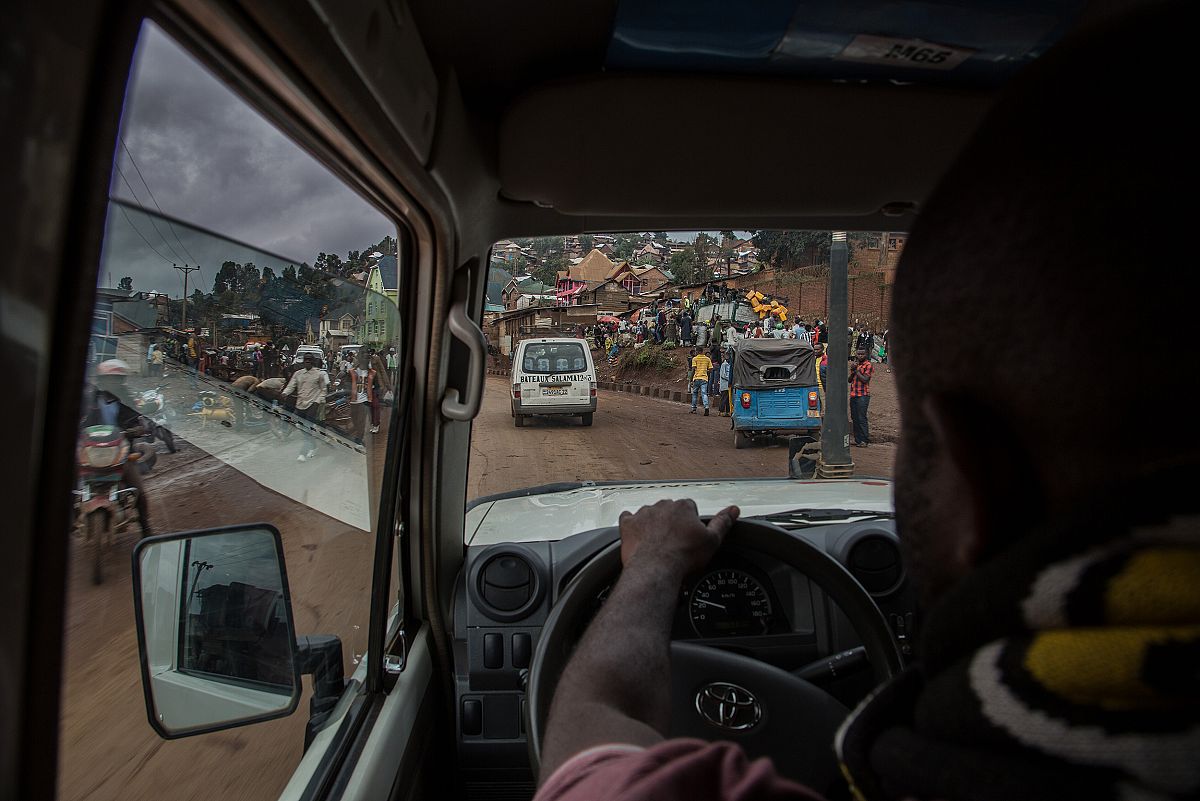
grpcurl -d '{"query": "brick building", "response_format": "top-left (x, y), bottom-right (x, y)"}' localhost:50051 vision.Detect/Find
top-left (675, 234), bottom-right (906, 330)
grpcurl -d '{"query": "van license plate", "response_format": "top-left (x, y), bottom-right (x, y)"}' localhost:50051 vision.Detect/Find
top-left (543, 388), bottom-right (568, 396)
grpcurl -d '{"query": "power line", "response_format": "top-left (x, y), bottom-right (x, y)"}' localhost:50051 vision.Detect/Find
top-left (114, 161), bottom-right (187, 265)
top-left (119, 137), bottom-right (199, 266)
top-left (115, 203), bottom-right (175, 268)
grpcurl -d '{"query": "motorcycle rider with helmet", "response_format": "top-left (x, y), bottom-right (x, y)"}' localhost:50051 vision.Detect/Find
top-left (80, 359), bottom-right (155, 537)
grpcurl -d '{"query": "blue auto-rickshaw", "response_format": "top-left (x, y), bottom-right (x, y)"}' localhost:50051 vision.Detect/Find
top-left (729, 338), bottom-right (821, 448)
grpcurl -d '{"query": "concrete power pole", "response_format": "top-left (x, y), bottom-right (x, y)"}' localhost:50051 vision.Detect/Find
top-left (819, 231), bottom-right (853, 477)
top-left (175, 264), bottom-right (200, 331)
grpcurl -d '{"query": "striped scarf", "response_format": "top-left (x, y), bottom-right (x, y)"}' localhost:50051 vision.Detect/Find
top-left (836, 488), bottom-right (1200, 801)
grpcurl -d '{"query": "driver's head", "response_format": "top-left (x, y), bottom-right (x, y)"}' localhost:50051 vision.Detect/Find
top-left (890, 3), bottom-right (1190, 606)
top-left (302, 354), bottom-right (317, 369)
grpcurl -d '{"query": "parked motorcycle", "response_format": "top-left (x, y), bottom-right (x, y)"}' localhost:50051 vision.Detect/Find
top-left (133, 385), bottom-right (178, 453)
top-left (74, 425), bottom-right (154, 585)
top-left (323, 387), bottom-right (356, 438)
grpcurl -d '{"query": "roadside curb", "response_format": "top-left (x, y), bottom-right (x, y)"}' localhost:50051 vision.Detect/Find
top-left (486, 368), bottom-right (898, 440)
top-left (486, 367), bottom-right (692, 405)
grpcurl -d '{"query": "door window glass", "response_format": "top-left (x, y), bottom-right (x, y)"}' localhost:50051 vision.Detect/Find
top-left (58, 21), bottom-right (402, 801)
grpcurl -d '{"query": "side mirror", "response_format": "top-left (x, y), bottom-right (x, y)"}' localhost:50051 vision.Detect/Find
top-left (131, 524), bottom-right (301, 738)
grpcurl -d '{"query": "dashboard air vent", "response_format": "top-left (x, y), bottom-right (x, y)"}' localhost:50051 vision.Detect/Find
top-left (847, 536), bottom-right (903, 596)
top-left (479, 553), bottom-right (534, 612)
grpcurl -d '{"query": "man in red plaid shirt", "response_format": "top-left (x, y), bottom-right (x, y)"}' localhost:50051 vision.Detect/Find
top-left (849, 346), bottom-right (873, 446)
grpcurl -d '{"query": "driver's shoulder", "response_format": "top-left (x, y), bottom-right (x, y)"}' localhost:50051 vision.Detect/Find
top-left (536, 739), bottom-right (823, 801)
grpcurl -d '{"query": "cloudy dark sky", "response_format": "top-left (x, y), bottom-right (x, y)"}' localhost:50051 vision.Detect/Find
top-left (101, 22), bottom-right (393, 297)
top-left (98, 23), bottom-right (757, 297)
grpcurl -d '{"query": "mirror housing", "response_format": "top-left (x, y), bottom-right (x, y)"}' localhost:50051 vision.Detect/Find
top-left (131, 524), bottom-right (302, 738)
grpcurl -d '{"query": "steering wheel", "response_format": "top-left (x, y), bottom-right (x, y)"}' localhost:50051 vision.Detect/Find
top-left (527, 518), bottom-right (903, 793)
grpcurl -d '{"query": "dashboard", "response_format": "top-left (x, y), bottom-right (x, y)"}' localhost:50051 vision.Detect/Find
top-left (451, 517), bottom-right (916, 793)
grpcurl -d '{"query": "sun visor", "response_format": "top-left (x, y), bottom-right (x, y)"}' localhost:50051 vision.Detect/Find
top-left (498, 77), bottom-right (990, 217)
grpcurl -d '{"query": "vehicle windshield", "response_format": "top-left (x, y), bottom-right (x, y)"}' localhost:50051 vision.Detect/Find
top-left (468, 231), bottom-right (898, 532)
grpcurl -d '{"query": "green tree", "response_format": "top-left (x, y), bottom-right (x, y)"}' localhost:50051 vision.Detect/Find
top-left (613, 233), bottom-right (640, 260)
top-left (532, 255), bottom-right (564, 287)
top-left (715, 231), bottom-right (737, 273)
top-left (283, 264), bottom-right (298, 283)
top-left (529, 236), bottom-right (561, 258)
top-left (752, 230), bottom-right (831, 270)
top-left (239, 263), bottom-right (261, 310)
top-left (372, 234), bottom-right (397, 256)
top-left (654, 231), bottom-right (669, 244)
top-left (117, 276), bottom-right (133, 291)
top-left (341, 249), bottom-right (363, 276)
top-left (693, 233), bottom-right (715, 272)
top-left (314, 252), bottom-right (343, 276)
top-left (670, 246), bottom-right (712, 285)
top-left (579, 234), bottom-right (595, 253)
top-left (212, 261), bottom-right (235, 294)
top-left (187, 288), bottom-right (209, 327)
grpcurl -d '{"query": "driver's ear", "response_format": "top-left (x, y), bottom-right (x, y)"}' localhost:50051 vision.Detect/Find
top-left (921, 393), bottom-right (1042, 572)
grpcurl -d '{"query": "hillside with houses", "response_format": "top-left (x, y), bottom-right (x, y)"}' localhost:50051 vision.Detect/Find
top-left (484, 230), bottom-right (907, 347)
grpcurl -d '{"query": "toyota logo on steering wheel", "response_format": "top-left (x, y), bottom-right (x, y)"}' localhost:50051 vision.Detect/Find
top-left (694, 682), bottom-right (762, 731)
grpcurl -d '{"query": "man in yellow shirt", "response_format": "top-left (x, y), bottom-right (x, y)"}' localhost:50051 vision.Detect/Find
top-left (688, 348), bottom-right (713, 416)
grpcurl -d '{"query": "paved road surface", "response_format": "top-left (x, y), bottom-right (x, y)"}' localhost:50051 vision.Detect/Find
top-left (58, 375), bottom-right (894, 801)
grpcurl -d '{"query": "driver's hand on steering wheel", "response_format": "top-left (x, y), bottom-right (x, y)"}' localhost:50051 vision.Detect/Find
top-left (618, 500), bottom-right (740, 575)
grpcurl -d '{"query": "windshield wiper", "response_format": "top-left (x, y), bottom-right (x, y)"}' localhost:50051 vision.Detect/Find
top-left (467, 480), bottom-right (598, 510)
top-left (759, 508), bottom-right (894, 525)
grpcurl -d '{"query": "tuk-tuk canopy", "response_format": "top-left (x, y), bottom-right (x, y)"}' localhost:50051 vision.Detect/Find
top-left (732, 338), bottom-right (817, 388)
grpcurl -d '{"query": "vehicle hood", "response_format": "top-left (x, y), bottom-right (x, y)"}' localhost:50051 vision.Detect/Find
top-left (465, 478), bottom-right (893, 545)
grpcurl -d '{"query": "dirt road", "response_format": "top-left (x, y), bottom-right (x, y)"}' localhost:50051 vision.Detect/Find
top-left (58, 375), bottom-right (893, 801)
top-left (469, 375), bottom-right (895, 499)
top-left (58, 413), bottom-right (381, 800)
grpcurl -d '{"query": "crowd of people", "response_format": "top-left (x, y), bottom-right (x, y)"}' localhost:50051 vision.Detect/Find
top-left (141, 334), bottom-right (399, 450)
top-left (579, 302), bottom-right (893, 448)
top-left (584, 304), bottom-right (832, 352)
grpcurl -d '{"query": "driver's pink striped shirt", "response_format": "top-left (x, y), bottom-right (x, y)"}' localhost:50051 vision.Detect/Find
top-left (534, 739), bottom-right (824, 801)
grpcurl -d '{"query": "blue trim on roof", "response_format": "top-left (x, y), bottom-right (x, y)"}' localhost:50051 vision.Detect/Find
top-left (607, 0), bottom-right (1087, 89)
top-left (486, 267), bottom-right (513, 306)
top-left (376, 254), bottom-right (398, 291)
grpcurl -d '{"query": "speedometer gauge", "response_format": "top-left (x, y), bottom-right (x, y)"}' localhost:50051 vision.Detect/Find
top-left (688, 569), bottom-right (773, 637)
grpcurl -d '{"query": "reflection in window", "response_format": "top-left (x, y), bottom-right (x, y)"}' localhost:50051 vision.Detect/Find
top-left (60, 20), bottom-right (409, 801)
top-left (95, 201), bottom-right (401, 532)
top-left (180, 534), bottom-right (292, 690)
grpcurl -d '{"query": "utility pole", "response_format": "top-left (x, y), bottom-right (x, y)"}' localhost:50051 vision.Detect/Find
top-left (174, 263), bottom-right (200, 331)
top-left (185, 559), bottom-right (213, 612)
top-left (819, 231), bottom-right (853, 477)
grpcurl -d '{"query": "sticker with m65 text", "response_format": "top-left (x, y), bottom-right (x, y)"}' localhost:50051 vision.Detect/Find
top-left (836, 35), bottom-right (973, 70)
